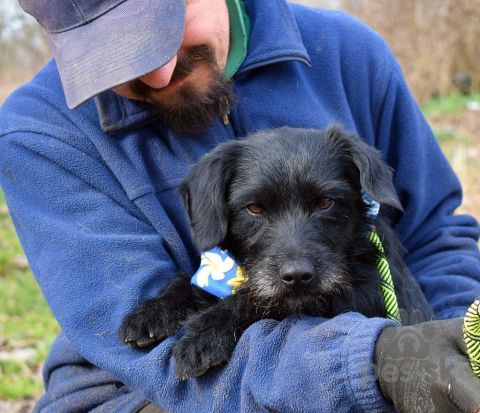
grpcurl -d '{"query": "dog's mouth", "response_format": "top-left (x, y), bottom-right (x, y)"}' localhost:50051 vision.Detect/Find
top-left (282, 292), bottom-right (330, 316)
top-left (240, 260), bottom-right (350, 318)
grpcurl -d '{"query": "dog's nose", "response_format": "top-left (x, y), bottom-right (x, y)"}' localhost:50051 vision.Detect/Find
top-left (280, 261), bottom-right (314, 290)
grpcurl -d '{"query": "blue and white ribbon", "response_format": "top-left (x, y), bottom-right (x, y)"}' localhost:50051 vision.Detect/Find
top-left (191, 247), bottom-right (246, 298)
top-left (361, 190), bottom-right (380, 221)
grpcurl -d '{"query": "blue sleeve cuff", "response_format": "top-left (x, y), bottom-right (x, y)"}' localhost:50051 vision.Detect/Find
top-left (344, 316), bottom-right (397, 412)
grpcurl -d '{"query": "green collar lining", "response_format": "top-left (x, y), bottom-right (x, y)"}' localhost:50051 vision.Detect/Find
top-left (225, 0), bottom-right (252, 79)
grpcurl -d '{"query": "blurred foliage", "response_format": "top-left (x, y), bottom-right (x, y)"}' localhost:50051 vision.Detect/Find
top-left (0, 0), bottom-right (51, 83)
top-left (292, 0), bottom-right (480, 105)
top-left (423, 92), bottom-right (480, 220)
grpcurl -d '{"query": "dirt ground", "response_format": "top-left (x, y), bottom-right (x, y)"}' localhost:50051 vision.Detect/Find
top-left (0, 398), bottom-right (38, 413)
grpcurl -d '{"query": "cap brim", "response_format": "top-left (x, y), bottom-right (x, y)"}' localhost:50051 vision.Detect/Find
top-left (47, 0), bottom-right (185, 109)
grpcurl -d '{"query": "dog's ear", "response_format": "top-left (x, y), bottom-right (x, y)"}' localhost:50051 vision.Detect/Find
top-left (326, 125), bottom-right (404, 212)
top-left (177, 141), bottom-right (240, 251)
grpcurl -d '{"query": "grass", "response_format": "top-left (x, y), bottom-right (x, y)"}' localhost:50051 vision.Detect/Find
top-left (0, 190), bottom-right (60, 400)
top-left (423, 92), bottom-right (480, 118)
top-left (0, 92), bottom-right (478, 401)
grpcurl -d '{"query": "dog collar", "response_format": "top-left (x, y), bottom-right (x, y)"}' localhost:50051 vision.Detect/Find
top-left (361, 191), bottom-right (380, 222)
top-left (191, 192), bottom-right (402, 325)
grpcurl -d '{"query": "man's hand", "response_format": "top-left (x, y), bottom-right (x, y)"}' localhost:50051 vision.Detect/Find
top-left (374, 318), bottom-right (480, 413)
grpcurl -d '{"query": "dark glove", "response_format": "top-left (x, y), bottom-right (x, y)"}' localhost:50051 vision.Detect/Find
top-left (374, 318), bottom-right (480, 413)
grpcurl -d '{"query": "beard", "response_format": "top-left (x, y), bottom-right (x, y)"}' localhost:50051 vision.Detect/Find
top-left (131, 45), bottom-right (236, 136)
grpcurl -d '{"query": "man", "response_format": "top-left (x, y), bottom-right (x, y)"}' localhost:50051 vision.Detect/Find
top-left (1, 0), bottom-right (480, 411)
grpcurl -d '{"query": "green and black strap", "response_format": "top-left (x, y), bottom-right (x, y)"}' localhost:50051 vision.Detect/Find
top-left (464, 298), bottom-right (480, 379)
top-left (367, 228), bottom-right (402, 326)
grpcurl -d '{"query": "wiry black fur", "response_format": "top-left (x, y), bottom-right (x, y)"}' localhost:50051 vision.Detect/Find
top-left (118, 126), bottom-right (434, 380)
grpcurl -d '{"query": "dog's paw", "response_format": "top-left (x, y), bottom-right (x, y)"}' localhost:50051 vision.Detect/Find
top-left (172, 333), bottom-right (231, 380)
top-left (172, 314), bottom-right (235, 380)
top-left (118, 298), bottom-right (183, 348)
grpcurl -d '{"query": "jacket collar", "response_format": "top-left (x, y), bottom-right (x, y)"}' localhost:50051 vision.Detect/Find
top-left (95, 0), bottom-right (311, 134)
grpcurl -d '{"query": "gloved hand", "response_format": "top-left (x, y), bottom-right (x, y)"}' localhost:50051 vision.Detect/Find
top-left (374, 318), bottom-right (480, 413)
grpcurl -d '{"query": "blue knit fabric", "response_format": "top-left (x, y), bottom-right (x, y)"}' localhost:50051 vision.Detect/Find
top-left (1, 0), bottom-right (480, 411)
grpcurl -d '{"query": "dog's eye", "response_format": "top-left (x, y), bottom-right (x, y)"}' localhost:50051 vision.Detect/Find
top-left (318, 198), bottom-right (333, 210)
top-left (247, 204), bottom-right (263, 215)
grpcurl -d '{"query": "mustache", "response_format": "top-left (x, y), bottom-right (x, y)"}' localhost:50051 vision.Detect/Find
top-left (131, 45), bottom-right (217, 97)
top-left (172, 45), bottom-right (217, 80)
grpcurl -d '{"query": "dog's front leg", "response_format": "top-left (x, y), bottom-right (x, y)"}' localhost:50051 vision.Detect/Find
top-left (172, 291), bottom-right (259, 380)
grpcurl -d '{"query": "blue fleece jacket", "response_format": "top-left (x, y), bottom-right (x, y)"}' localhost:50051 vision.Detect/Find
top-left (1, 1), bottom-right (480, 412)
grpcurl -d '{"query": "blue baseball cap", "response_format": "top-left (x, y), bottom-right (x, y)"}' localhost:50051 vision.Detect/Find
top-left (19, 0), bottom-right (186, 109)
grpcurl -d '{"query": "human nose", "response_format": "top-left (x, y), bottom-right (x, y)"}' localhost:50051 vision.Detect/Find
top-left (139, 55), bottom-right (178, 89)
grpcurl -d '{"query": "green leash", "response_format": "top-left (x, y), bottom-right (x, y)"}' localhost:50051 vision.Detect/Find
top-left (362, 191), bottom-right (402, 326)
top-left (464, 298), bottom-right (480, 378)
top-left (368, 228), bottom-right (402, 326)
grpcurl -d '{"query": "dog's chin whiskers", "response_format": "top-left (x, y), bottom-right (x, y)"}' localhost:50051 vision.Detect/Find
top-left (320, 268), bottom-right (354, 297)
top-left (243, 278), bottom-right (278, 318)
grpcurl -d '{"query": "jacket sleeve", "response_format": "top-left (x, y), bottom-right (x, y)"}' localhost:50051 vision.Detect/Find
top-left (0, 122), bottom-right (395, 412)
top-left (372, 42), bottom-right (480, 320)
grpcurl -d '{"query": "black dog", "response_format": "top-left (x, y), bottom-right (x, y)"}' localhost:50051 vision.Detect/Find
top-left (118, 126), bottom-right (434, 380)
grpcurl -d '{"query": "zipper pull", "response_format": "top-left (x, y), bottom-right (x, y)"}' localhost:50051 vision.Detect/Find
top-left (223, 99), bottom-right (230, 126)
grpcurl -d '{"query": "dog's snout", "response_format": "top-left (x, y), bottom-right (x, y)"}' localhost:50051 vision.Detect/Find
top-left (280, 261), bottom-right (314, 290)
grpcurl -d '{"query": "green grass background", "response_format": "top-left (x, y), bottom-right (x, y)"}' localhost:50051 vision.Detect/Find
top-left (0, 190), bottom-right (60, 399)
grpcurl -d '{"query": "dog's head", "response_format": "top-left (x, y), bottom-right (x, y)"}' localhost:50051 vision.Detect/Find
top-left (178, 126), bottom-right (403, 316)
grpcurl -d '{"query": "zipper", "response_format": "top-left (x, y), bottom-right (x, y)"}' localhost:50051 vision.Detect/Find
top-left (223, 99), bottom-right (231, 126)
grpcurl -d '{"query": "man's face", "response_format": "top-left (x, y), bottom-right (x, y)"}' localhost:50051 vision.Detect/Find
top-left (112, 0), bottom-right (234, 136)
